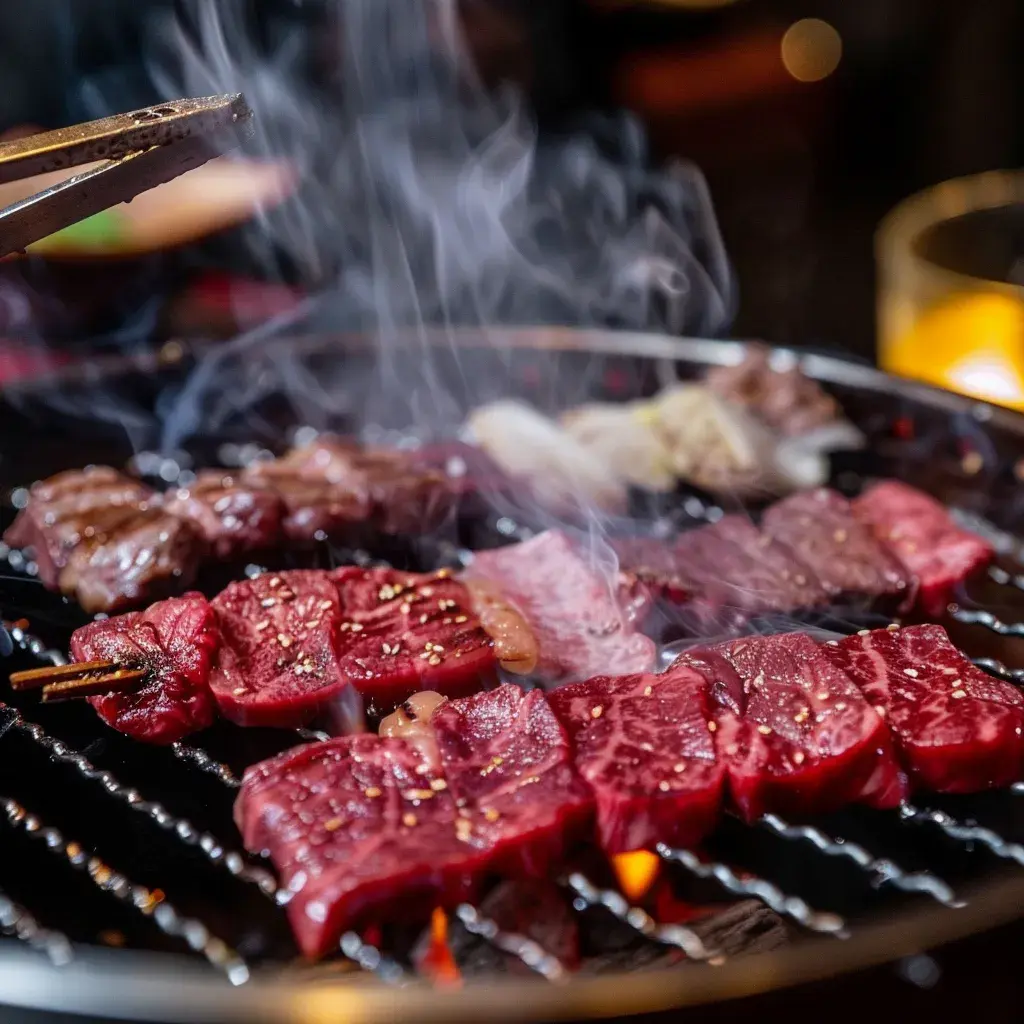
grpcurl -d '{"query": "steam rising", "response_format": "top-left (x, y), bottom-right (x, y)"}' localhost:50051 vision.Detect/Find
top-left (151, 0), bottom-right (734, 448)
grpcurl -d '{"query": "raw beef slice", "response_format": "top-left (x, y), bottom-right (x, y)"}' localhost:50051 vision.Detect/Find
top-left (823, 624), bottom-right (1024, 793)
top-left (331, 567), bottom-right (498, 712)
top-left (853, 481), bottom-right (994, 616)
top-left (211, 570), bottom-right (348, 727)
top-left (548, 666), bottom-right (725, 853)
top-left (464, 531), bottom-right (655, 683)
top-left (432, 684), bottom-right (593, 875)
top-left (675, 633), bottom-right (905, 820)
top-left (70, 592), bottom-right (219, 744)
top-left (236, 734), bottom-right (487, 958)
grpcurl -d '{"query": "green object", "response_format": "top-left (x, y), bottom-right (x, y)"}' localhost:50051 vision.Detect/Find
top-left (28, 208), bottom-right (129, 254)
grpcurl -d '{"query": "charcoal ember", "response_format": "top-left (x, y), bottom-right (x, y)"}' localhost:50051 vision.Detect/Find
top-left (687, 900), bottom-right (790, 956)
top-left (762, 489), bottom-right (913, 612)
top-left (210, 570), bottom-right (349, 727)
top-left (70, 592), bottom-right (219, 745)
top-left (464, 530), bottom-right (656, 683)
top-left (3, 466), bottom-right (155, 588)
top-left (163, 470), bottom-right (284, 560)
top-left (417, 880), bottom-right (579, 977)
top-left (548, 668), bottom-right (725, 854)
top-left (433, 685), bottom-right (594, 876)
top-left (60, 508), bottom-right (206, 615)
top-left (674, 633), bottom-right (905, 820)
top-left (331, 567), bottom-right (498, 712)
top-left (705, 343), bottom-right (841, 437)
top-left (825, 624), bottom-right (1024, 793)
top-left (853, 480), bottom-right (994, 617)
top-left (235, 734), bottom-right (487, 959)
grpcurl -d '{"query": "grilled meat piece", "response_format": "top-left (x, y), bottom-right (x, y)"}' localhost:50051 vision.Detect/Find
top-left (674, 633), bottom-right (905, 820)
top-left (163, 471), bottom-right (284, 560)
top-left (464, 531), bottom-right (655, 684)
top-left (762, 489), bottom-right (913, 612)
top-left (433, 685), bottom-right (593, 876)
top-left (4, 466), bottom-right (207, 613)
top-left (243, 435), bottom-right (454, 543)
top-left (853, 481), bottom-right (994, 616)
top-left (824, 624), bottom-right (1024, 793)
top-left (69, 593), bottom-right (219, 745)
top-left (236, 734), bottom-right (486, 959)
top-left (705, 343), bottom-right (841, 437)
top-left (4, 466), bottom-right (155, 588)
top-left (548, 666), bottom-right (725, 854)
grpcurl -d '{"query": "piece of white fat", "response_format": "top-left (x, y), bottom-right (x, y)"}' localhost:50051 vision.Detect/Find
top-left (651, 384), bottom-right (828, 498)
top-left (560, 403), bottom-right (676, 492)
top-left (466, 400), bottom-right (627, 514)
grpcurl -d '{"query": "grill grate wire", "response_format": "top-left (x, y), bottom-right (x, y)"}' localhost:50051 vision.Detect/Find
top-left (3, 501), bottom-right (1024, 986)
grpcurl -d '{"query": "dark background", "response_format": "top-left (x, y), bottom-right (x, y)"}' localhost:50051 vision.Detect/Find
top-left (0, 0), bottom-right (1021, 361)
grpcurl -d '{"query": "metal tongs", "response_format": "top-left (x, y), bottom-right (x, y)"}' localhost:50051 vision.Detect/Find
top-left (0, 93), bottom-right (254, 259)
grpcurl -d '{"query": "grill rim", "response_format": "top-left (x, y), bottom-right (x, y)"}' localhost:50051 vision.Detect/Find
top-left (3, 326), bottom-right (1024, 1021)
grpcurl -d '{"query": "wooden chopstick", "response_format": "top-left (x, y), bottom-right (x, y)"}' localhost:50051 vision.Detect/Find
top-left (9, 660), bottom-right (148, 701)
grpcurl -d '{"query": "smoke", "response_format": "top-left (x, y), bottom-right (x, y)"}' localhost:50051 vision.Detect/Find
top-left (148, 0), bottom-right (734, 449)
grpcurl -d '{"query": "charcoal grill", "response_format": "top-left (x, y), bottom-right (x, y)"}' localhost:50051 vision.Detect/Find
top-left (4, 328), bottom-right (1024, 1023)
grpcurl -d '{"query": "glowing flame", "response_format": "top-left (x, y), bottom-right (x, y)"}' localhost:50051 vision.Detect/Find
top-left (419, 908), bottom-right (461, 986)
top-left (613, 850), bottom-right (661, 903)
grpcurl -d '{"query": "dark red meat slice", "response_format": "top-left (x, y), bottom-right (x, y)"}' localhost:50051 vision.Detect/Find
top-left (853, 481), bottom-right (994, 616)
top-left (674, 633), bottom-right (905, 820)
top-left (409, 441), bottom-right (513, 501)
top-left (235, 734), bottom-right (486, 959)
top-left (762, 489), bottom-right (913, 611)
top-left (611, 535), bottom-right (694, 605)
top-left (210, 570), bottom-right (348, 727)
top-left (243, 435), bottom-right (454, 542)
top-left (677, 517), bottom-right (828, 623)
top-left (823, 624), bottom-right (1024, 793)
top-left (548, 667), bottom-right (724, 853)
top-left (331, 567), bottom-right (498, 712)
top-left (70, 593), bottom-right (218, 744)
top-left (163, 471), bottom-right (284, 559)
top-left (464, 531), bottom-right (655, 683)
top-left (4, 466), bottom-right (154, 588)
top-left (432, 685), bottom-right (593, 875)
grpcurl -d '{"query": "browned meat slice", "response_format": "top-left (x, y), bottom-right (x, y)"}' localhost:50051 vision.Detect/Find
top-left (60, 508), bottom-right (206, 615)
top-left (762, 489), bottom-right (913, 611)
top-left (243, 435), bottom-right (455, 542)
top-left (163, 470), bottom-right (284, 559)
top-left (4, 466), bottom-right (206, 613)
top-left (4, 466), bottom-right (155, 587)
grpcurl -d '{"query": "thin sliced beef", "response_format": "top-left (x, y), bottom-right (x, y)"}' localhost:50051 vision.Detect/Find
top-left (70, 593), bottom-right (218, 744)
top-left (464, 531), bottom-right (655, 683)
top-left (853, 481), bottom-right (994, 616)
top-left (674, 633), bottom-right (905, 820)
top-left (762, 489), bottom-right (913, 611)
top-left (611, 535), bottom-right (694, 605)
top-left (236, 734), bottom-right (486, 959)
top-left (210, 570), bottom-right (348, 727)
top-left (163, 471), bottom-right (284, 560)
top-left (432, 685), bottom-right (593, 875)
top-left (675, 517), bottom-right (828, 623)
top-left (331, 567), bottom-right (498, 713)
top-left (823, 624), bottom-right (1024, 793)
top-left (243, 435), bottom-right (454, 542)
top-left (548, 667), bottom-right (724, 853)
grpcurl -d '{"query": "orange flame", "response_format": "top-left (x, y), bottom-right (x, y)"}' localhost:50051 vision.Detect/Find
top-left (419, 908), bottom-right (461, 987)
top-left (612, 850), bottom-right (661, 903)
